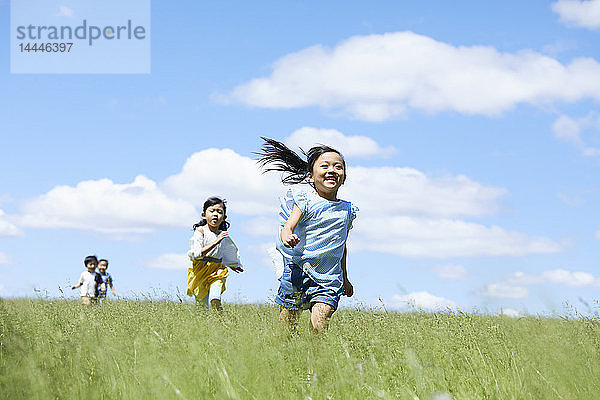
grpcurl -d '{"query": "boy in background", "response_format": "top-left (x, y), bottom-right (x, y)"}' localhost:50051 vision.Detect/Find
top-left (72, 255), bottom-right (99, 305)
top-left (96, 258), bottom-right (116, 301)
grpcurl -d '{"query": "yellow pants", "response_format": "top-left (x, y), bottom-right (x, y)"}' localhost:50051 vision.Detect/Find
top-left (187, 260), bottom-right (228, 300)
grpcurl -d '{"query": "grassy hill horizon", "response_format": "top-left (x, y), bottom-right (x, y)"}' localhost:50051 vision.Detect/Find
top-left (1, 298), bottom-right (599, 399)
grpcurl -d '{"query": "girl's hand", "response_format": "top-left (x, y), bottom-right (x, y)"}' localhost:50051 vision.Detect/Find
top-left (229, 265), bottom-right (244, 273)
top-left (217, 231), bottom-right (229, 242)
top-left (342, 279), bottom-right (354, 297)
top-left (282, 233), bottom-right (300, 248)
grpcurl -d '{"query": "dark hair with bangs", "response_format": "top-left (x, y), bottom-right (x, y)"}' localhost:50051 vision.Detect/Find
top-left (84, 255), bottom-right (98, 267)
top-left (255, 137), bottom-right (346, 184)
top-left (192, 197), bottom-right (230, 231)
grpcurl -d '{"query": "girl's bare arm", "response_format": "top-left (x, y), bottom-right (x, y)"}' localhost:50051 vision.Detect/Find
top-left (341, 246), bottom-right (354, 297)
top-left (190, 228), bottom-right (228, 258)
top-left (280, 204), bottom-right (302, 248)
top-left (200, 231), bottom-right (228, 256)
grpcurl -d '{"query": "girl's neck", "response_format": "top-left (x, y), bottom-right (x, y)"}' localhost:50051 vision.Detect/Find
top-left (314, 187), bottom-right (339, 201)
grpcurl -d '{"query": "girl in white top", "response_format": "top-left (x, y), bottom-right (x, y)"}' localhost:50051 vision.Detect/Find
top-left (187, 197), bottom-right (243, 311)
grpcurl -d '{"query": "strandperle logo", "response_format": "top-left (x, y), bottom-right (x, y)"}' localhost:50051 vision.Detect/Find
top-left (15, 19), bottom-right (147, 46)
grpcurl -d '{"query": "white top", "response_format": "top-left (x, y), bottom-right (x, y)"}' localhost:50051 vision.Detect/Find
top-left (78, 270), bottom-right (97, 297)
top-left (187, 225), bottom-right (243, 268)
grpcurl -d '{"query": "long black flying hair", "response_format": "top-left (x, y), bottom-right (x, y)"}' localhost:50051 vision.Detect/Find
top-left (255, 137), bottom-right (346, 184)
top-left (192, 196), bottom-right (230, 231)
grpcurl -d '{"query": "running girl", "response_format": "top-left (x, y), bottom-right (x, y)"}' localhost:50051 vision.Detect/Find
top-left (257, 137), bottom-right (358, 331)
top-left (187, 197), bottom-right (243, 311)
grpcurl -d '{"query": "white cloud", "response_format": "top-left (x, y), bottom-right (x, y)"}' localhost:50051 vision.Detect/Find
top-left (582, 147), bottom-right (600, 156)
top-left (553, 115), bottom-right (585, 145)
top-left (0, 210), bottom-right (22, 237)
top-left (160, 146), bottom-right (559, 259)
top-left (507, 271), bottom-right (545, 285)
top-left (56, 5), bottom-right (74, 17)
top-left (343, 167), bottom-right (507, 218)
top-left (144, 253), bottom-right (190, 270)
top-left (246, 242), bottom-right (282, 277)
top-left (240, 216), bottom-right (279, 236)
top-left (431, 264), bottom-right (467, 280)
top-left (552, 113), bottom-right (600, 156)
top-left (542, 39), bottom-right (576, 57)
top-left (284, 127), bottom-right (396, 158)
top-left (164, 140), bottom-right (507, 219)
top-left (226, 31), bottom-right (600, 121)
top-left (20, 175), bottom-right (198, 233)
top-left (0, 252), bottom-right (14, 265)
top-left (542, 268), bottom-right (598, 286)
top-left (483, 268), bottom-right (600, 301)
top-left (478, 283), bottom-right (529, 299)
top-left (162, 148), bottom-right (281, 216)
top-left (352, 216), bottom-right (561, 258)
top-left (14, 133), bottom-right (560, 258)
top-left (389, 291), bottom-right (457, 311)
top-left (341, 160), bottom-right (558, 257)
top-left (499, 308), bottom-right (523, 318)
top-left (552, 0), bottom-right (600, 30)
top-left (557, 192), bottom-right (584, 206)
top-left (595, 230), bottom-right (600, 239)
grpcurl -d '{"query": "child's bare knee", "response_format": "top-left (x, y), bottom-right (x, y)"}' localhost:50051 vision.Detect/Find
top-left (310, 303), bottom-right (335, 331)
top-left (313, 302), bottom-right (334, 317)
top-left (279, 307), bottom-right (300, 323)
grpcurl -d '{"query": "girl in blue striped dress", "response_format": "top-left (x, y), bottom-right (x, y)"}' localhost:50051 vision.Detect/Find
top-left (257, 138), bottom-right (358, 332)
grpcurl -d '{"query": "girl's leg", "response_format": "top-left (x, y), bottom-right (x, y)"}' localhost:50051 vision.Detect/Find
top-left (195, 295), bottom-right (209, 310)
top-left (207, 282), bottom-right (223, 311)
top-left (310, 302), bottom-right (335, 332)
top-left (279, 307), bottom-right (301, 325)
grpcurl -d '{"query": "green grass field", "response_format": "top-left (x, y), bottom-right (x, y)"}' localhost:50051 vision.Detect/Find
top-left (1, 298), bottom-right (599, 399)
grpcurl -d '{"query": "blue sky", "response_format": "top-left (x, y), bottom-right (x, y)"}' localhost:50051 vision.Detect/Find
top-left (2, 0), bottom-right (600, 316)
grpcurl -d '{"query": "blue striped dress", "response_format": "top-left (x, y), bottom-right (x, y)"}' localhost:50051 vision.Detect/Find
top-left (276, 186), bottom-right (358, 292)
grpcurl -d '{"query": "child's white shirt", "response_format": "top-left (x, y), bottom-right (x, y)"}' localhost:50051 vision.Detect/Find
top-left (187, 226), bottom-right (243, 268)
top-left (78, 270), bottom-right (97, 297)
top-left (188, 226), bottom-right (219, 259)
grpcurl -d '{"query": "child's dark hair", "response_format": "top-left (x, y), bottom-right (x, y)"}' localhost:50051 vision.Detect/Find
top-left (255, 137), bottom-right (346, 184)
top-left (84, 255), bottom-right (98, 266)
top-left (192, 197), bottom-right (230, 231)
top-left (98, 259), bottom-right (109, 266)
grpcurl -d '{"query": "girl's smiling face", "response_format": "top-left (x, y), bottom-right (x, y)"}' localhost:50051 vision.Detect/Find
top-left (308, 152), bottom-right (346, 200)
top-left (203, 203), bottom-right (226, 232)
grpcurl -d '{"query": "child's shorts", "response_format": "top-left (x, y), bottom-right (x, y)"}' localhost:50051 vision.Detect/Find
top-left (275, 262), bottom-right (342, 311)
